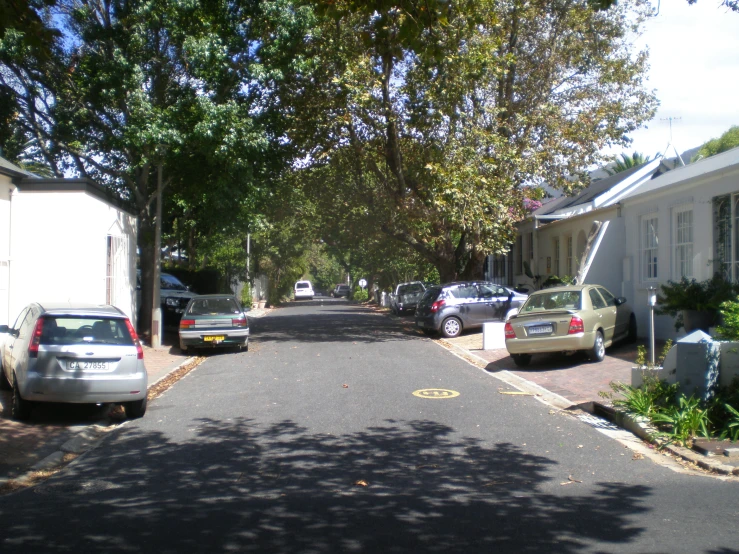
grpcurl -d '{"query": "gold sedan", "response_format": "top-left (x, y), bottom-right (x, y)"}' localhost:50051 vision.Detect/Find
top-left (504, 284), bottom-right (636, 367)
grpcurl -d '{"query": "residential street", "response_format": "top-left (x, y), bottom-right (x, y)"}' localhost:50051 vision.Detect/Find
top-left (1, 301), bottom-right (738, 553)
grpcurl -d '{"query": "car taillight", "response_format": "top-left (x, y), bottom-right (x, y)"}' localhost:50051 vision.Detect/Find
top-left (28, 318), bottom-right (45, 358)
top-left (180, 319), bottom-right (195, 329)
top-left (124, 319), bottom-right (144, 360)
top-left (232, 317), bottom-right (247, 327)
top-left (430, 300), bottom-right (445, 313)
top-left (504, 322), bottom-right (516, 339)
top-left (568, 316), bottom-right (584, 335)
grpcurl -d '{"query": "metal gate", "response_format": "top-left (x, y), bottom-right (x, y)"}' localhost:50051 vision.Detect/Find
top-left (106, 235), bottom-right (129, 307)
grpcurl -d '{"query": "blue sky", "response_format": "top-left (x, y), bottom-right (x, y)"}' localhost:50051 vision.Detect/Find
top-left (612, 2), bottom-right (739, 158)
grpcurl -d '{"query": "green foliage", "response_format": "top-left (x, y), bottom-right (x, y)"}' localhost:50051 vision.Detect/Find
top-left (634, 340), bottom-right (673, 369)
top-left (716, 300), bottom-right (739, 340)
top-left (608, 374), bottom-right (679, 419)
top-left (651, 396), bottom-right (711, 447)
top-left (657, 275), bottom-right (739, 330)
top-left (287, 0), bottom-right (657, 282)
top-left (604, 151), bottom-right (658, 175)
top-left (241, 283), bottom-right (252, 308)
top-left (720, 403), bottom-right (739, 441)
top-left (541, 275), bottom-right (575, 288)
top-left (693, 125), bottom-right (739, 161)
top-left (608, 374), bottom-right (739, 446)
top-left (352, 287), bottom-right (369, 302)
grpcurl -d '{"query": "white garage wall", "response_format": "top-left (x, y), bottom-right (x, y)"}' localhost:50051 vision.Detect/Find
top-left (7, 188), bottom-right (137, 324)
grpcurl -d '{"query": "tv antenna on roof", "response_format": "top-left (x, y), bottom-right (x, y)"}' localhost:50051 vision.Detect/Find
top-left (660, 116), bottom-right (685, 166)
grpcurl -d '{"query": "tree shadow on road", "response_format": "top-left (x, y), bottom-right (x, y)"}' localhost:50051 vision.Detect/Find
top-left (0, 416), bottom-right (657, 553)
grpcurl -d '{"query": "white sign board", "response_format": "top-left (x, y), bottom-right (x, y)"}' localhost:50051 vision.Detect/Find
top-left (359, 278), bottom-right (367, 288)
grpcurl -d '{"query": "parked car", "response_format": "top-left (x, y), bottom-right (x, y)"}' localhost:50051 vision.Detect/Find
top-left (332, 284), bottom-right (350, 298)
top-left (0, 303), bottom-right (147, 421)
top-left (390, 281), bottom-right (426, 315)
top-left (294, 280), bottom-right (314, 300)
top-left (415, 282), bottom-right (528, 338)
top-left (178, 295), bottom-right (249, 354)
top-left (137, 271), bottom-right (197, 327)
top-left (504, 284), bottom-right (636, 367)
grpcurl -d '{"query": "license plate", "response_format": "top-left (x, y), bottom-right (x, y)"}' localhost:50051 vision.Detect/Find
top-left (68, 361), bottom-right (109, 370)
top-left (203, 336), bottom-right (225, 342)
top-left (527, 325), bottom-right (553, 335)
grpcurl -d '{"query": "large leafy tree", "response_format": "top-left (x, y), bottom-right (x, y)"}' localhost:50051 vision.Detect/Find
top-left (0, 0), bottom-right (311, 334)
top-left (282, 0), bottom-right (657, 282)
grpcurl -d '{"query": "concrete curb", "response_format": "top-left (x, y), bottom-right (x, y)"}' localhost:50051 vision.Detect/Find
top-left (437, 338), bottom-right (739, 478)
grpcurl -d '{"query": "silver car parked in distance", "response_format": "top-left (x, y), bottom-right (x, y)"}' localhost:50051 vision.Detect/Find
top-left (0, 303), bottom-right (148, 421)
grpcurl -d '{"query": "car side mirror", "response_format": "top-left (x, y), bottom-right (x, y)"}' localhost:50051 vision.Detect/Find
top-left (614, 297), bottom-right (627, 306)
top-left (0, 325), bottom-right (9, 334)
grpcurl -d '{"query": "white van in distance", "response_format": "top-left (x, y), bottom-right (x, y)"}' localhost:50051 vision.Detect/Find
top-left (294, 280), bottom-right (314, 300)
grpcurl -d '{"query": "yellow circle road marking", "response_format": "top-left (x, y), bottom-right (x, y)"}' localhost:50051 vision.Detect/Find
top-left (412, 389), bottom-right (460, 399)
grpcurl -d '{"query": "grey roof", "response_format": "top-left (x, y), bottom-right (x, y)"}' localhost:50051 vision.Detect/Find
top-left (0, 155), bottom-right (35, 178)
top-left (533, 163), bottom-right (649, 216)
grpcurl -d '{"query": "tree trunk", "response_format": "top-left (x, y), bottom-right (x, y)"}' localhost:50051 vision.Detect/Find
top-left (459, 250), bottom-right (486, 281)
top-left (137, 214), bottom-right (156, 340)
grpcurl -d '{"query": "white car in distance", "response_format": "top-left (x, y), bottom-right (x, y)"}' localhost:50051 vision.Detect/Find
top-left (294, 280), bottom-right (314, 300)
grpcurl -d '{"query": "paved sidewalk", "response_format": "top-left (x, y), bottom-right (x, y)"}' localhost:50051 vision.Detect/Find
top-left (0, 308), bottom-right (272, 485)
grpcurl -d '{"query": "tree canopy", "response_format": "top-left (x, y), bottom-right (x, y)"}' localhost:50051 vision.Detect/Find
top-left (278, 0), bottom-right (657, 281)
top-left (1, 0), bottom-right (660, 308)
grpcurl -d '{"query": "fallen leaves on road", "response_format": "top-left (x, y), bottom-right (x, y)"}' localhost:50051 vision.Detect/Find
top-left (632, 453), bottom-right (645, 460)
top-left (560, 475), bottom-right (583, 486)
top-left (354, 480), bottom-right (369, 487)
top-left (577, 445), bottom-right (584, 449)
top-left (342, 384), bottom-right (349, 388)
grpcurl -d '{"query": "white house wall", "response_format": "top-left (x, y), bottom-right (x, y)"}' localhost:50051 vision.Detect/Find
top-left (622, 159), bottom-right (739, 341)
top-left (6, 189), bottom-right (137, 325)
top-left (0, 175), bottom-right (12, 325)
top-left (512, 207), bottom-right (627, 304)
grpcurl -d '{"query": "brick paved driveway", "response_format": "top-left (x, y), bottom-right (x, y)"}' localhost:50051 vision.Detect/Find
top-left (443, 330), bottom-right (650, 407)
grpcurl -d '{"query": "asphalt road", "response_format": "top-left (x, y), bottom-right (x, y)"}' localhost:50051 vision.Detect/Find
top-left (1, 300), bottom-right (738, 553)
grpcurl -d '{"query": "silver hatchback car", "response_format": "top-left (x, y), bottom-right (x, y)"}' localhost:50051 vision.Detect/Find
top-left (0, 303), bottom-right (148, 421)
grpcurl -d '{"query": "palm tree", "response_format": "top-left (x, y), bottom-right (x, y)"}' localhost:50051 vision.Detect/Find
top-left (604, 151), bottom-right (659, 175)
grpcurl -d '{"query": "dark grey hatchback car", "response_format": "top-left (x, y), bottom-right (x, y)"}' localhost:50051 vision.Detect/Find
top-left (415, 282), bottom-right (528, 338)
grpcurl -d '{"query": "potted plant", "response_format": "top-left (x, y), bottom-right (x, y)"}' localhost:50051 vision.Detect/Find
top-left (656, 274), bottom-right (739, 333)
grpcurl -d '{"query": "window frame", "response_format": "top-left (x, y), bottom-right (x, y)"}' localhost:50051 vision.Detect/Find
top-left (672, 205), bottom-right (693, 280)
top-left (640, 215), bottom-right (659, 282)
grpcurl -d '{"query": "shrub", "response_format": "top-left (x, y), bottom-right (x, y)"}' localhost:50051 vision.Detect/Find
top-left (651, 396), bottom-right (710, 447)
top-left (353, 287), bottom-right (369, 302)
top-left (656, 275), bottom-right (739, 330)
top-left (715, 300), bottom-right (739, 340)
top-left (608, 374), bottom-right (678, 419)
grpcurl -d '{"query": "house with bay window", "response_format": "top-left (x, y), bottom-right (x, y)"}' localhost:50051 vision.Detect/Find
top-left (620, 146), bottom-right (739, 339)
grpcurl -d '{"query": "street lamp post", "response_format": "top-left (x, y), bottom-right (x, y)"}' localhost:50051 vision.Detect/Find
top-left (647, 286), bottom-right (658, 365)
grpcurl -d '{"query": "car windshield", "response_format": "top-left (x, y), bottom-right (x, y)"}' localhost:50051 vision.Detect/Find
top-left (520, 290), bottom-right (582, 313)
top-left (187, 297), bottom-right (241, 316)
top-left (161, 274), bottom-right (188, 291)
top-left (398, 284), bottom-right (424, 295)
top-left (39, 316), bottom-right (134, 346)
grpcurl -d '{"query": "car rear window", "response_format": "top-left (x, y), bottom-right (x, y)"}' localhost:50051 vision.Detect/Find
top-left (398, 284), bottom-right (424, 295)
top-left (39, 317), bottom-right (134, 346)
top-left (418, 287), bottom-right (442, 307)
top-left (187, 297), bottom-right (241, 315)
top-left (521, 291), bottom-right (582, 313)
top-left (296, 283), bottom-right (311, 289)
